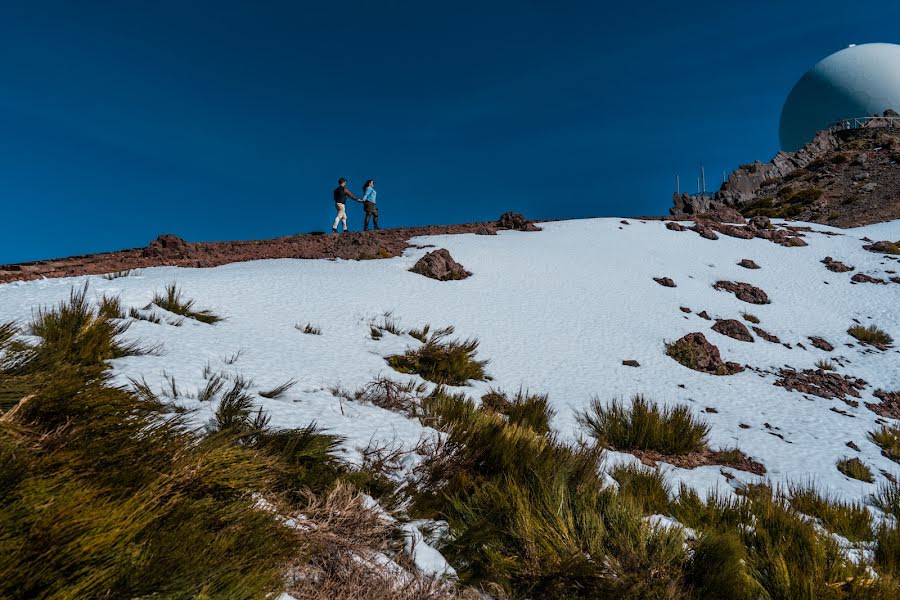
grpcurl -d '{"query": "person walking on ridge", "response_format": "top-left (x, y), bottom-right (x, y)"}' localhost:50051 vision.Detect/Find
top-left (332, 177), bottom-right (360, 233)
top-left (361, 179), bottom-right (379, 231)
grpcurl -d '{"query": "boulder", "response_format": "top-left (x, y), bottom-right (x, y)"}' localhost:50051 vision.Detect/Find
top-left (143, 234), bottom-right (191, 259)
top-left (863, 240), bottom-right (900, 255)
top-left (497, 212), bottom-right (540, 232)
top-left (666, 222), bottom-right (687, 232)
top-left (712, 319), bottom-right (754, 342)
top-left (409, 249), bottom-right (471, 281)
top-left (690, 224), bottom-right (719, 240)
top-left (752, 326), bottom-right (780, 344)
top-left (749, 215), bottom-right (773, 230)
top-left (713, 281), bottom-right (770, 304)
top-left (851, 273), bottom-right (886, 284)
top-left (666, 332), bottom-right (744, 375)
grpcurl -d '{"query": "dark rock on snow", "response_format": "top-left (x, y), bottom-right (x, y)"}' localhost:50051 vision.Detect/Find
top-left (496, 212), bottom-right (540, 232)
top-left (654, 277), bottom-right (677, 288)
top-left (666, 332), bottom-right (744, 375)
top-left (713, 281), bottom-right (771, 304)
top-left (738, 259), bottom-right (760, 269)
top-left (822, 257), bottom-right (854, 272)
top-left (808, 336), bottom-right (834, 352)
top-left (410, 249), bottom-right (471, 281)
top-left (712, 319), bottom-right (754, 342)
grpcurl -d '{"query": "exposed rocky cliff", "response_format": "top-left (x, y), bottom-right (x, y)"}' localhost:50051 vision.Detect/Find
top-left (672, 110), bottom-right (900, 227)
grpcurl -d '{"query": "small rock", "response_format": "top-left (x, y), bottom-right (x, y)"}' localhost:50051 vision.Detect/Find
top-left (851, 273), bottom-right (886, 284)
top-left (782, 237), bottom-right (808, 247)
top-left (808, 336), bottom-right (834, 352)
top-left (622, 360), bottom-right (640, 367)
top-left (712, 319), bottom-right (754, 342)
top-left (821, 257), bottom-right (854, 272)
top-left (654, 277), bottom-right (676, 288)
top-left (697, 311), bottom-right (711, 320)
top-left (690, 224), bottom-right (719, 240)
top-left (680, 306), bottom-right (692, 313)
top-left (738, 259), bottom-right (760, 269)
top-left (666, 222), bottom-right (686, 232)
top-left (713, 281), bottom-right (770, 304)
top-left (409, 249), bottom-right (471, 281)
top-left (752, 327), bottom-right (781, 344)
top-left (846, 441), bottom-right (861, 452)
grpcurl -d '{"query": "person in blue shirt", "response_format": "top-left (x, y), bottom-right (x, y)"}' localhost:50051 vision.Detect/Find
top-left (361, 179), bottom-right (379, 231)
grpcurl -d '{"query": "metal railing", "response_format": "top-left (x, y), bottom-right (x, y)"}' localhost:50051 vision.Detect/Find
top-left (831, 116), bottom-right (900, 131)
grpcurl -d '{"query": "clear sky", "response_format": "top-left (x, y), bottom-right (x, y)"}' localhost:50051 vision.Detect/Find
top-left (1, 1), bottom-right (898, 263)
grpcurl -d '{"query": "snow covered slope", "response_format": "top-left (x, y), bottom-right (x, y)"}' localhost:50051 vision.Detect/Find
top-left (2, 218), bottom-right (899, 509)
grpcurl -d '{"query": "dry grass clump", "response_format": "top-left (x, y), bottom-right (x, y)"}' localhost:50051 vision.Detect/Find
top-left (259, 378), bottom-right (298, 399)
top-left (740, 312), bottom-right (760, 324)
top-left (788, 483), bottom-right (873, 542)
top-left (870, 425), bottom-right (900, 464)
top-left (351, 376), bottom-right (428, 417)
top-left (387, 327), bottom-right (488, 386)
top-left (872, 479), bottom-right (900, 521)
top-left (577, 395), bottom-right (709, 455)
top-left (848, 324), bottom-right (893, 348)
top-left (815, 359), bottom-right (836, 371)
top-left (152, 283), bottom-right (222, 324)
top-left (836, 457), bottom-right (874, 482)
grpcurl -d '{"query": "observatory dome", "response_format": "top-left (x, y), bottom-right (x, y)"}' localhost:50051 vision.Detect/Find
top-left (779, 43), bottom-right (900, 151)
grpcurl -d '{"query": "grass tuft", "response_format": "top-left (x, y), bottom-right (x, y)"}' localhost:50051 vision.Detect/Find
top-left (848, 324), bottom-right (893, 348)
top-left (577, 395), bottom-right (709, 455)
top-left (815, 359), bottom-right (835, 371)
top-left (870, 425), bottom-right (900, 463)
top-left (610, 463), bottom-right (671, 515)
top-left (259, 378), bottom-right (298, 399)
top-left (101, 269), bottom-right (135, 280)
top-left (872, 479), bottom-right (900, 521)
top-left (129, 306), bottom-right (162, 324)
top-left (387, 327), bottom-right (488, 386)
top-left (740, 312), bottom-right (760, 324)
top-left (788, 483), bottom-right (873, 542)
top-left (152, 283), bottom-right (222, 324)
top-left (479, 388), bottom-right (555, 435)
top-left (836, 456), bottom-right (874, 482)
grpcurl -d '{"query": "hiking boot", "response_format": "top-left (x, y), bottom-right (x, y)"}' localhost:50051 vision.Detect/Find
top-left (332, 228), bottom-right (337, 233)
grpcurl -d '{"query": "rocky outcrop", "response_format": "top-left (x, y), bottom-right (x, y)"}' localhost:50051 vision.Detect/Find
top-left (143, 234), bottom-right (191, 259)
top-left (775, 368), bottom-right (867, 400)
top-left (867, 390), bottom-right (900, 419)
top-left (497, 212), bottom-right (540, 232)
top-left (669, 116), bottom-right (900, 228)
top-left (712, 319), bottom-right (754, 342)
top-left (851, 273), bottom-right (887, 284)
top-left (666, 332), bottom-right (744, 375)
top-left (410, 249), bottom-right (471, 281)
top-left (713, 281), bottom-right (770, 304)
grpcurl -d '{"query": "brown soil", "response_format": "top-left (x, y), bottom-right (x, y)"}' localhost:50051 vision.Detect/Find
top-left (629, 448), bottom-right (766, 475)
top-left (0, 220), bottom-right (526, 284)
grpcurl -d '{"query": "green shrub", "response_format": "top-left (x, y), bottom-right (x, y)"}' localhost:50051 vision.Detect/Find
top-left (870, 426), bottom-right (900, 463)
top-left (848, 324), bottom-right (893, 348)
top-left (387, 328), bottom-right (488, 386)
top-left (788, 483), bottom-right (873, 542)
top-left (152, 283), bottom-right (222, 324)
top-left (875, 522), bottom-right (900, 577)
top-left (836, 457), bottom-right (874, 482)
top-left (27, 284), bottom-right (151, 371)
top-left (610, 463), bottom-right (671, 515)
top-left (577, 395), bottom-right (709, 455)
top-left (479, 388), bottom-right (555, 435)
top-left (412, 390), bottom-right (686, 597)
top-left (789, 188), bottom-right (824, 205)
top-left (685, 530), bottom-right (758, 600)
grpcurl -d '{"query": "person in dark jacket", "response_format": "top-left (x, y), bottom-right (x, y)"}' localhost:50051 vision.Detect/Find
top-left (332, 178), bottom-right (360, 233)
top-left (361, 179), bottom-right (379, 231)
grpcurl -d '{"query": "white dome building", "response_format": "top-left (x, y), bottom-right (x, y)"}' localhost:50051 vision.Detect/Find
top-left (779, 43), bottom-right (900, 151)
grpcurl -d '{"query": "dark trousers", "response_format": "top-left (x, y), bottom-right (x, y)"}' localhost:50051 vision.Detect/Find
top-left (364, 202), bottom-right (379, 230)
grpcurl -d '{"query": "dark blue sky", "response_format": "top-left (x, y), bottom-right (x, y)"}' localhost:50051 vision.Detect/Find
top-left (1, 1), bottom-right (898, 263)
